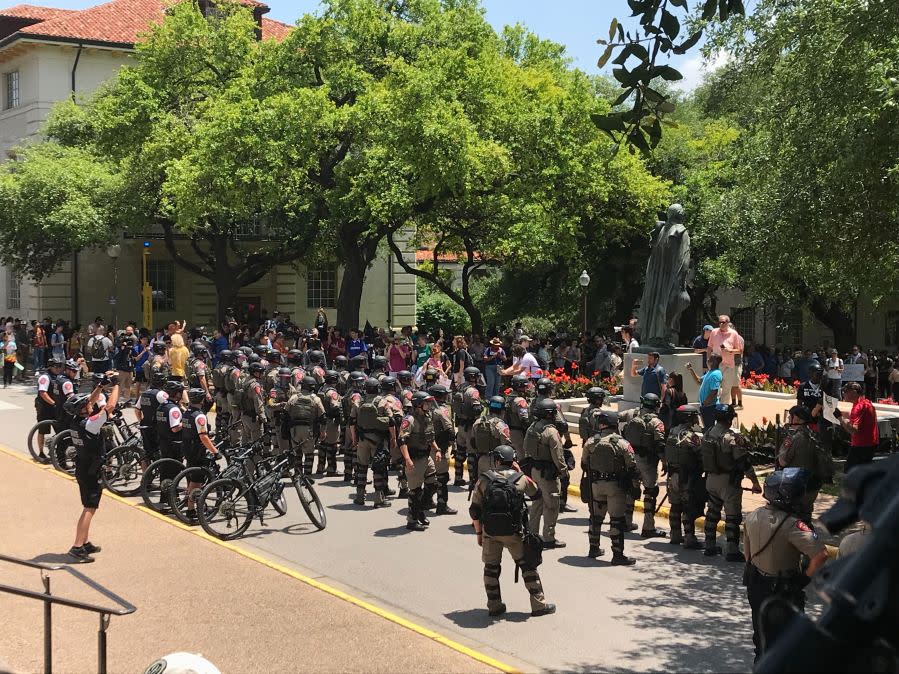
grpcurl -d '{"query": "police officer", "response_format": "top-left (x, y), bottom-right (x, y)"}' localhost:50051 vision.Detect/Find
top-left (181, 388), bottom-right (220, 522)
top-left (353, 378), bottom-right (392, 507)
top-left (267, 367), bottom-right (294, 455)
top-left (743, 467), bottom-right (828, 663)
top-left (578, 387), bottom-right (608, 441)
top-left (472, 396), bottom-right (512, 481)
top-left (156, 379), bottom-right (186, 504)
top-left (777, 405), bottom-right (832, 522)
top-left (136, 370), bottom-right (166, 464)
top-left (308, 350), bottom-right (327, 386)
top-left (342, 371), bottom-right (366, 483)
top-left (429, 384), bottom-right (457, 515)
top-left (701, 404), bottom-right (762, 560)
top-left (334, 355), bottom-right (350, 394)
top-left (287, 349), bottom-right (306, 387)
top-left (530, 378), bottom-right (576, 513)
top-left (503, 375), bottom-right (531, 455)
top-left (523, 398), bottom-right (567, 549)
top-left (398, 391), bottom-right (440, 531)
top-left (34, 357), bottom-right (65, 463)
top-left (664, 404), bottom-right (705, 548)
top-left (186, 341), bottom-right (213, 412)
top-left (240, 362), bottom-right (266, 443)
top-left (619, 393), bottom-right (667, 538)
top-left (580, 411), bottom-right (638, 565)
top-left (288, 376), bottom-right (326, 478)
top-left (349, 353), bottom-right (369, 375)
top-left (65, 371), bottom-right (121, 563)
top-left (317, 370), bottom-right (343, 476)
top-left (211, 350), bottom-right (233, 437)
top-left (397, 370), bottom-right (416, 412)
top-left (370, 354), bottom-right (388, 380)
top-left (225, 351), bottom-right (245, 446)
top-left (454, 367), bottom-right (484, 486)
top-left (143, 341), bottom-right (169, 381)
top-left (470, 445), bottom-right (555, 618)
top-left (378, 376), bottom-right (406, 497)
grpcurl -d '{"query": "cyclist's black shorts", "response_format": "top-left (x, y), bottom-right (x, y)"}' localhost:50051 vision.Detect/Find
top-left (75, 451), bottom-right (103, 508)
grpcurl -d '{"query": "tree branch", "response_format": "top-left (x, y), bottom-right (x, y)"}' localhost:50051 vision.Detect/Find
top-left (160, 221), bottom-right (211, 279)
top-left (387, 232), bottom-right (467, 308)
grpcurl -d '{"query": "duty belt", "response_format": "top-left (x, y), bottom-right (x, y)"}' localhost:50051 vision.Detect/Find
top-left (592, 472), bottom-right (619, 481)
top-left (409, 448), bottom-right (430, 459)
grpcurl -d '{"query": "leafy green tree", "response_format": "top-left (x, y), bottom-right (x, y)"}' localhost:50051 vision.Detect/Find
top-left (698, 0), bottom-right (899, 348)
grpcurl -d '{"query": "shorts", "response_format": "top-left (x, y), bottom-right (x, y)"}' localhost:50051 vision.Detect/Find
top-left (721, 365), bottom-right (742, 390)
top-left (75, 451), bottom-right (103, 508)
top-left (182, 444), bottom-right (206, 471)
top-left (36, 404), bottom-right (57, 423)
top-left (134, 369), bottom-right (146, 383)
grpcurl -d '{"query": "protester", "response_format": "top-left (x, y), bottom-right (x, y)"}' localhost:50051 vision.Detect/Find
top-left (836, 381), bottom-right (878, 472)
top-left (707, 315), bottom-right (744, 407)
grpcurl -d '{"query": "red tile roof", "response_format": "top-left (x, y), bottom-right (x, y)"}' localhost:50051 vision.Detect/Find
top-left (0, 3), bottom-right (75, 20)
top-left (0, 0), bottom-right (290, 48)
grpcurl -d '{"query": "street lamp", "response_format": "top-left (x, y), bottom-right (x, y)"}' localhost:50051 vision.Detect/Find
top-left (578, 269), bottom-right (590, 335)
top-left (106, 244), bottom-right (121, 332)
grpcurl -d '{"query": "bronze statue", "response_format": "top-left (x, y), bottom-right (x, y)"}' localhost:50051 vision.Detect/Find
top-left (638, 203), bottom-right (691, 349)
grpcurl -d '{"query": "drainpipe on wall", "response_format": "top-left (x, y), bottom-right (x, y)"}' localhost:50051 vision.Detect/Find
top-left (387, 255), bottom-right (393, 329)
top-left (71, 43), bottom-right (83, 98)
top-left (70, 44), bottom-right (83, 322)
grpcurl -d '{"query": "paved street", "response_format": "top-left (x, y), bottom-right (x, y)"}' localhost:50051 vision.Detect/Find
top-left (0, 384), bottom-right (759, 673)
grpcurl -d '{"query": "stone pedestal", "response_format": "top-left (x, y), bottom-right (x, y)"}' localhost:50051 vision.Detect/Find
top-left (623, 350), bottom-right (704, 403)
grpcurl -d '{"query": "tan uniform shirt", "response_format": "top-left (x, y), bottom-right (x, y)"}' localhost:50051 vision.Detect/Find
top-left (744, 504), bottom-right (825, 576)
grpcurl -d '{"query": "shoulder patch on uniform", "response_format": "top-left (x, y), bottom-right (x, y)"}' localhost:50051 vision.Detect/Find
top-left (269, 390), bottom-right (277, 398)
top-left (796, 520), bottom-right (814, 534)
top-left (470, 389), bottom-right (480, 399)
top-left (624, 441), bottom-right (635, 454)
top-left (197, 415), bottom-right (206, 427)
top-left (518, 398), bottom-right (528, 408)
top-left (330, 390), bottom-right (339, 400)
top-left (171, 409), bottom-right (181, 421)
top-left (401, 417), bottom-right (412, 431)
top-left (253, 383), bottom-right (261, 394)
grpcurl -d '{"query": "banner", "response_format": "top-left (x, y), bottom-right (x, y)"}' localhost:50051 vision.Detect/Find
top-left (841, 363), bottom-right (865, 382)
top-left (823, 392), bottom-right (840, 425)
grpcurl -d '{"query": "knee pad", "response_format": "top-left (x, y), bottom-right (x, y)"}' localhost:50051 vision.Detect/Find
top-left (725, 513), bottom-right (743, 527)
top-left (484, 563), bottom-right (501, 577)
top-left (705, 509), bottom-right (721, 525)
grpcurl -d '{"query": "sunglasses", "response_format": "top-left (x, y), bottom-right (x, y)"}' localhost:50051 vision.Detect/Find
top-left (719, 320), bottom-right (729, 325)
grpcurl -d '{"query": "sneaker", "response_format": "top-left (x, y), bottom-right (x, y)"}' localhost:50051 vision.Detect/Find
top-left (543, 539), bottom-right (566, 550)
top-left (353, 496), bottom-right (366, 506)
top-left (35, 454), bottom-right (51, 465)
top-left (611, 554), bottom-right (636, 566)
top-left (406, 520), bottom-right (426, 531)
top-left (436, 503), bottom-right (457, 515)
top-left (67, 546), bottom-right (95, 564)
top-left (185, 511), bottom-right (199, 525)
top-left (417, 513), bottom-right (430, 527)
top-left (561, 503), bottom-right (577, 513)
top-left (488, 603), bottom-right (507, 617)
top-left (531, 604), bottom-right (557, 617)
top-left (587, 545), bottom-right (605, 558)
top-left (82, 542), bottom-right (102, 554)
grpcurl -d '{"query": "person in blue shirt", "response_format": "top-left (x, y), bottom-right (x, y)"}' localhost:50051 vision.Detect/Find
top-left (630, 351), bottom-right (668, 399)
top-left (347, 328), bottom-right (368, 360)
top-left (795, 350), bottom-right (819, 383)
top-left (686, 354), bottom-right (723, 433)
top-left (692, 325), bottom-right (713, 369)
top-left (211, 328), bottom-right (228, 366)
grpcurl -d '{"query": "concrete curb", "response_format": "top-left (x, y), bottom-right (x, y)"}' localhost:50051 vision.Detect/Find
top-left (0, 445), bottom-right (518, 674)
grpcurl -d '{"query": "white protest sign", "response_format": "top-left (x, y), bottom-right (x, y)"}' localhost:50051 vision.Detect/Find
top-left (823, 392), bottom-right (840, 425)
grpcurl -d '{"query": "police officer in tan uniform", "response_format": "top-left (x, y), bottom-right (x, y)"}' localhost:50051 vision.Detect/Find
top-left (341, 371), bottom-right (366, 483)
top-left (619, 393), bottom-right (667, 537)
top-left (701, 404), bottom-right (762, 560)
top-left (453, 367), bottom-right (484, 486)
top-left (470, 445), bottom-right (555, 618)
top-left (664, 404), bottom-right (705, 548)
top-left (353, 378), bottom-right (393, 507)
top-left (287, 376), bottom-right (326, 479)
top-left (398, 391), bottom-right (440, 531)
top-left (578, 387), bottom-right (608, 440)
top-left (523, 398), bottom-right (567, 549)
top-left (580, 411), bottom-right (638, 565)
top-left (471, 396), bottom-right (512, 480)
top-left (240, 362), bottom-right (266, 443)
top-left (267, 367), bottom-right (294, 455)
top-left (743, 467), bottom-right (828, 663)
top-left (503, 375), bottom-right (531, 455)
top-left (429, 384), bottom-right (457, 515)
top-left (777, 405), bottom-right (832, 522)
top-left (317, 370), bottom-right (343, 477)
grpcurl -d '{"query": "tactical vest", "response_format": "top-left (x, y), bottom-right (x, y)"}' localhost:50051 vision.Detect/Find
top-left (211, 364), bottom-right (227, 393)
top-left (320, 386), bottom-right (341, 418)
top-left (784, 428), bottom-right (832, 484)
top-left (579, 407), bottom-right (603, 440)
top-left (622, 413), bottom-right (657, 451)
top-left (457, 385), bottom-right (482, 421)
top-left (156, 401), bottom-right (181, 440)
top-left (186, 358), bottom-right (205, 389)
top-left (337, 370), bottom-right (349, 395)
top-left (523, 420), bottom-right (553, 461)
top-left (474, 415), bottom-right (506, 456)
top-left (432, 404), bottom-right (454, 448)
top-left (585, 432), bottom-right (624, 475)
top-left (504, 395), bottom-right (530, 430)
top-left (701, 424), bottom-right (735, 473)
top-left (342, 391), bottom-right (361, 425)
top-left (287, 392), bottom-right (317, 432)
top-left (405, 414), bottom-right (434, 456)
top-left (664, 427), bottom-right (700, 470)
top-left (181, 408), bottom-right (202, 451)
top-left (73, 417), bottom-right (103, 456)
top-left (241, 378), bottom-right (261, 414)
top-left (139, 388), bottom-right (161, 431)
top-left (357, 395), bottom-right (391, 433)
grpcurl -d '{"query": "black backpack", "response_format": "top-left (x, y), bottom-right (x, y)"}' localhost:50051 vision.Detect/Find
top-left (481, 470), bottom-right (525, 537)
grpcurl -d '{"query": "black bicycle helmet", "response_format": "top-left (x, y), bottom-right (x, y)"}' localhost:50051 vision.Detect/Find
top-left (150, 370), bottom-right (167, 388)
top-left (308, 349), bottom-right (325, 365)
top-left (46, 356), bottom-right (64, 368)
top-left (533, 398), bottom-right (558, 420)
top-left (64, 358), bottom-right (79, 372)
top-left (348, 371), bottom-right (367, 390)
top-left (586, 387), bottom-right (608, 404)
top-left (535, 377), bottom-right (554, 396)
top-left (463, 366), bottom-right (480, 383)
top-left (64, 394), bottom-right (91, 417)
top-left (287, 349), bottom-right (303, 365)
top-left (411, 391), bottom-right (434, 408)
top-left (300, 375), bottom-right (318, 392)
top-left (597, 411), bottom-right (619, 429)
top-left (380, 376), bottom-right (398, 393)
top-left (187, 388), bottom-right (207, 404)
top-left (397, 370), bottom-right (414, 386)
top-left (510, 374), bottom-right (529, 391)
top-left (371, 354), bottom-right (387, 370)
top-left (334, 355), bottom-right (348, 369)
top-left (218, 349), bottom-right (233, 364)
top-left (490, 444), bottom-right (517, 465)
top-left (247, 362), bottom-right (265, 376)
top-left (763, 467), bottom-right (810, 512)
top-left (190, 341), bottom-right (209, 358)
top-left (640, 393), bottom-right (661, 409)
top-left (428, 384), bottom-right (449, 401)
top-left (364, 378), bottom-right (381, 395)
top-left (163, 380), bottom-right (184, 397)
top-left (324, 369), bottom-right (339, 385)
top-left (277, 367), bottom-right (292, 380)
top-left (152, 342), bottom-right (167, 355)
top-left (713, 403), bottom-right (737, 425)
top-left (488, 395), bottom-right (505, 412)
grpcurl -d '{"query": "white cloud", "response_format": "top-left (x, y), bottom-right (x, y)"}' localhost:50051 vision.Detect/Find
top-left (675, 50), bottom-right (731, 92)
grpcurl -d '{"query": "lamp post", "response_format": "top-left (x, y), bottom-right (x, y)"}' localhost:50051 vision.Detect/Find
top-left (578, 269), bottom-right (590, 335)
top-left (106, 244), bottom-right (122, 332)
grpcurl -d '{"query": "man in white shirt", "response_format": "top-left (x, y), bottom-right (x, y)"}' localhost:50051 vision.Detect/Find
top-left (620, 326), bottom-right (639, 353)
top-left (502, 345), bottom-right (541, 381)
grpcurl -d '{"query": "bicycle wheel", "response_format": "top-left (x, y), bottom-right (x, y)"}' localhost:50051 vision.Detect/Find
top-left (198, 478), bottom-right (255, 540)
top-left (271, 481), bottom-right (288, 516)
top-left (292, 473), bottom-right (326, 530)
top-left (168, 466), bottom-right (214, 524)
top-left (49, 431), bottom-right (77, 475)
top-left (27, 420), bottom-right (56, 462)
top-left (101, 444), bottom-right (145, 496)
top-left (140, 458), bottom-right (184, 513)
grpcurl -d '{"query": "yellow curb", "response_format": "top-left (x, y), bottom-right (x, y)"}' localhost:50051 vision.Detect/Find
top-left (0, 444), bottom-right (519, 674)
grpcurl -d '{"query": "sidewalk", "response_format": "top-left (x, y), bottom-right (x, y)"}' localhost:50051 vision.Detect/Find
top-left (0, 451), bottom-right (495, 674)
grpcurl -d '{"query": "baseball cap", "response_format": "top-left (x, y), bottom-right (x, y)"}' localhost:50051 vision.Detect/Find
top-left (702, 324), bottom-right (714, 331)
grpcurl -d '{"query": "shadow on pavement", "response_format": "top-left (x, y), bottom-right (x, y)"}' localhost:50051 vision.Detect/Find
top-left (240, 522), bottom-right (317, 539)
top-left (608, 542), bottom-right (754, 673)
top-left (328, 503), bottom-right (369, 511)
top-left (444, 608), bottom-right (530, 628)
top-left (448, 524), bottom-right (475, 535)
top-left (31, 552), bottom-right (79, 565)
top-left (556, 554), bottom-right (610, 568)
top-left (557, 516), bottom-right (589, 527)
top-left (372, 525), bottom-right (416, 538)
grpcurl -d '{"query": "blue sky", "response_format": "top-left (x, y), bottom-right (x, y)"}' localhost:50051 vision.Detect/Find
top-left (27, 0), bottom-right (716, 88)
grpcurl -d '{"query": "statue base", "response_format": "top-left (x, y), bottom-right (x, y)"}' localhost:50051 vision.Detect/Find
top-left (623, 350), bottom-right (705, 404)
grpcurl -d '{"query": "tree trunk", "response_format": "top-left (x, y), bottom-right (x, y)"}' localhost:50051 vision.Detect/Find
top-left (462, 298), bottom-right (484, 335)
top-left (215, 275), bottom-right (242, 327)
top-left (809, 299), bottom-right (856, 352)
top-left (337, 231), bottom-right (379, 331)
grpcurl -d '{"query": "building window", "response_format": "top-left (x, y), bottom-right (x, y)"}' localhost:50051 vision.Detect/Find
top-left (6, 269), bottom-right (19, 310)
top-left (307, 268), bottom-right (337, 309)
top-left (5, 71), bottom-right (19, 110)
top-left (148, 260), bottom-right (175, 311)
top-left (730, 307), bottom-right (756, 343)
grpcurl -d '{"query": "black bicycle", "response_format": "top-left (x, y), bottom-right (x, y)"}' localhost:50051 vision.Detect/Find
top-left (198, 450), bottom-right (326, 540)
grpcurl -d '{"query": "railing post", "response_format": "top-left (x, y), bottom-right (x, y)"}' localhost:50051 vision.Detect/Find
top-left (97, 613), bottom-right (110, 674)
top-left (42, 573), bottom-right (52, 674)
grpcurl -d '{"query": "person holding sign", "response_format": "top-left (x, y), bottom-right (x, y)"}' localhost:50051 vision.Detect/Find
top-left (834, 382), bottom-right (878, 473)
top-left (824, 349), bottom-right (844, 399)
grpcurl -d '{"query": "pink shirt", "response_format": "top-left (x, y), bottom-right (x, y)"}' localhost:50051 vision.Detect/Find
top-left (707, 328), bottom-right (744, 368)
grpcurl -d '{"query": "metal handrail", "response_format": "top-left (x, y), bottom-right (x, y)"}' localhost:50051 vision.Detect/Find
top-left (0, 553), bottom-right (136, 674)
